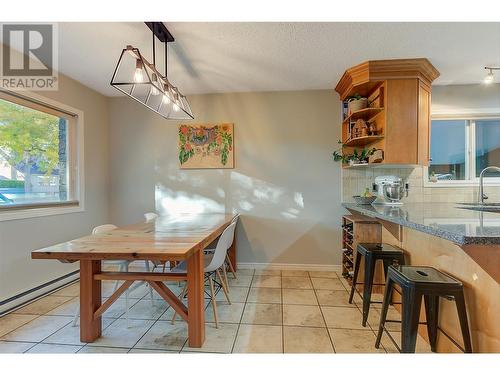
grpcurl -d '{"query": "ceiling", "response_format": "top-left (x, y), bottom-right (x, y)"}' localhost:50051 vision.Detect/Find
top-left (53, 22), bottom-right (500, 96)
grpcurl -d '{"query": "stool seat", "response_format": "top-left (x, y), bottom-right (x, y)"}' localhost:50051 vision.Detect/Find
top-left (357, 243), bottom-right (404, 255)
top-left (392, 266), bottom-right (462, 287)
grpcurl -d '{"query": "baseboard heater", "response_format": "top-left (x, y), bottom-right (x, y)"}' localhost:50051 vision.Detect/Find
top-left (0, 270), bottom-right (80, 316)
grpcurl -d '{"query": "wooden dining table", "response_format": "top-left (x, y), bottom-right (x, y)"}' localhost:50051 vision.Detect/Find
top-left (31, 213), bottom-right (237, 348)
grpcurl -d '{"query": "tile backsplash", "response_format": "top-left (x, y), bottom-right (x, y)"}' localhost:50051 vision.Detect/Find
top-left (342, 166), bottom-right (500, 203)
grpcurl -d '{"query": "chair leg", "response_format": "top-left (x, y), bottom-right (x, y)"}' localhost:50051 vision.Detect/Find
top-left (216, 268), bottom-right (231, 305)
top-left (226, 254), bottom-right (237, 279)
top-left (454, 290), bottom-right (473, 353)
top-left (424, 294), bottom-right (439, 352)
top-left (401, 288), bottom-right (422, 353)
top-left (112, 263), bottom-right (123, 292)
top-left (125, 289), bottom-right (130, 327)
top-left (348, 252), bottom-right (362, 304)
top-left (144, 260), bottom-right (154, 305)
top-left (362, 255), bottom-right (376, 327)
top-left (71, 304), bottom-right (80, 327)
top-left (124, 263), bottom-right (130, 327)
top-left (171, 282), bottom-right (188, 325)
top-left (222, 265), bottom-right (230, 292)
top-left (375, 277), bottom-right (393, 348)
top-left (208, 274), bottom-right (219, 328)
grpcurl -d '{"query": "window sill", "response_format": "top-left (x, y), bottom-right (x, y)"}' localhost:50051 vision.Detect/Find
top-left (0, 201), bottom-right (83, 222)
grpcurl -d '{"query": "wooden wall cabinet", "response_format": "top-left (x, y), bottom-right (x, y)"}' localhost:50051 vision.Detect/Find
top-left (335, 58), bottom-right (439, 167)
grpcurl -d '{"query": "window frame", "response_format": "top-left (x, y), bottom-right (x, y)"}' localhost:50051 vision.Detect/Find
top-left (0, 89), bottom-right (85, 221)
top-left (424, 113), bottom-right (500, 188)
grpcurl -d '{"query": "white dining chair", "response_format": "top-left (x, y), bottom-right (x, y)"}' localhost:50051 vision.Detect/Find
top-left (144, 211), bottom-right (172, 273)
top-left (144, 212), bottom-right (158, 222)
top-left (170, 222), bottom-right (237, 328)
top-left (140, 213), bottom-right (159, 301)
top-left (225, 214), bottom-right (239, 278)
top-left (72, 224), bottom-right (132, 326)
top-left (205, 214), bottom-right (239, 284)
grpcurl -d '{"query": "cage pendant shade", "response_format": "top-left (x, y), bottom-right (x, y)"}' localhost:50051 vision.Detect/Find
top-left (110, 46), bottom-right (194, 120)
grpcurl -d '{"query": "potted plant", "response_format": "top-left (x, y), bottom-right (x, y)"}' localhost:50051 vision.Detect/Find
top-left (346, 93), bottom-right (368, 114)
top-left (332, 140), bottom-right (376, 165)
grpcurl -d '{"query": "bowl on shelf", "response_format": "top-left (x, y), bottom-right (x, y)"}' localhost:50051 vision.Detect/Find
top-left (352, 195), bottom-right (377, 205)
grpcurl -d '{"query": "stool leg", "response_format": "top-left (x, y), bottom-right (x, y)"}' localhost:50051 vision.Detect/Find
top-left (401, 288), bottom-right (422, 353)
top-left (348, 252), bottom-right (362, 304)
top-left (453, 291), bottom-right (473, 353)
top-left (362, 255), bottom-right (376, 327)
top-left (382, 259), bottom-right (394, 306)
top-left (424, 294), bottom-right (439, 352)
top-left (375, 276), bottom-right (393, 349)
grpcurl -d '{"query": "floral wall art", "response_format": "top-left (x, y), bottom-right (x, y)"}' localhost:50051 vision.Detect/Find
top-left (178, 123), bottom-right (234, 169)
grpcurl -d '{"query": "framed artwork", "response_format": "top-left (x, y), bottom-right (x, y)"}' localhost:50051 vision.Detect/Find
top-left (178, 123), bottom-right (234, 169)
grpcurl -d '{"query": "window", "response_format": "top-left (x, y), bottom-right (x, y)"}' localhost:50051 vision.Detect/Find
top-left (475, 120), bottom-right (500, 178)
top-left (427, 117), bottom-right (500, 184)
top-left (0, 90), bottom-right (82, 215)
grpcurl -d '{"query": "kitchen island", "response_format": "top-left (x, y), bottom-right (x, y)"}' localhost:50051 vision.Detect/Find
top-left (342, 202), bottom-right (500, 353)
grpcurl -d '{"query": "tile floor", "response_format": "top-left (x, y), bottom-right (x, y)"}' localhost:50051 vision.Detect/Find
top-left (0, 268), bottom-right (431, 353)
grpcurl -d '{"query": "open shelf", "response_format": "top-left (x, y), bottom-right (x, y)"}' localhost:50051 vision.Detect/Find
top-left (344, 135), bottom-right (384, 147)
top-left (343, 107), bottom-right (384, 125)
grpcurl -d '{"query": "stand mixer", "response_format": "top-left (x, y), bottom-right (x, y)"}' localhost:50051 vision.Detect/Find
top-left (373, 176), bottom-right (409, 205)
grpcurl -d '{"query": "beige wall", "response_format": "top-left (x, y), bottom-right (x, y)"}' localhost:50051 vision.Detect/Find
top-left (342, 84), bottom-right (500, 203)
top-left (0, 69), bottom-right (110, 302)
top-left (432, 83), bottom-right (500, 115)
top-left (109, 90), bottom-right (343, 266)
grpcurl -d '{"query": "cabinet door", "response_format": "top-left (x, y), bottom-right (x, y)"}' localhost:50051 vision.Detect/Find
top-left (384, 79), bottom-right (418, 164)
top-left (418, 82), bottom-right (431, 166)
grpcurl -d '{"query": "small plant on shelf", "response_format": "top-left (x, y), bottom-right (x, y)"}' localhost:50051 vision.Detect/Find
top-left (332, 140), bottom-right (376, 165)
top-left (346, 93), bottom-right (368, 114)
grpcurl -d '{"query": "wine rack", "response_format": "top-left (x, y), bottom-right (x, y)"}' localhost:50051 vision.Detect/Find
top-left (341, 215), bottom-right (381, 285)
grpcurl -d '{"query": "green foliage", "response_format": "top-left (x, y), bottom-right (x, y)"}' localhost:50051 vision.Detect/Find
top-left (332, 140), bottom-right (376, 164)
top-left (0, 179), bottom-right (24, 188)
top-left (179, 147), bottom-right (194, 164)
top-left (346, 93), bottom-right (364, 102)
top-left (0, 99), bottom-right (61, 175)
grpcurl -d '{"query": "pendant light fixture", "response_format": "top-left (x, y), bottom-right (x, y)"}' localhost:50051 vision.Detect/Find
top-left (483, 66), bottom-right (499, 85)
top-left (110, 22), bottom-right (194, 120)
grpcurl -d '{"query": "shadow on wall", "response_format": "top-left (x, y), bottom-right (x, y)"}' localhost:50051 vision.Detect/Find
top-left (154, 162), bottom-right (339, 265)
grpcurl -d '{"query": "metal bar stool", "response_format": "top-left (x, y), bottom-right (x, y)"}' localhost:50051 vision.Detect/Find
top-left (348, 243), bottom-right (405, 326)
top-left (375, 265), bottom-right (473, 353)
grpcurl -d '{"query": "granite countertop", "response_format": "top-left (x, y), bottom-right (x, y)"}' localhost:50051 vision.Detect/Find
top-left (342, 202), bottom-right (500, 245)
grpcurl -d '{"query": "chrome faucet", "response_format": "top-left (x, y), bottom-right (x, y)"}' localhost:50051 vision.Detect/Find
top-left (478, 166), bottom-right (500, 204)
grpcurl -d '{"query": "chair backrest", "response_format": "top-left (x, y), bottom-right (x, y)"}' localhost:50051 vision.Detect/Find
top-left (92, 224), bottom-right (118, 235)
top-left (231, 213), bottom-right (240, 224)
top-left (205, 222), bottom-right (237, 272)
top-left (144, 212), bottom-right (158, 222)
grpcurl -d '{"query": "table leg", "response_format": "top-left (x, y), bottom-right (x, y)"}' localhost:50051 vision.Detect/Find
top-left (187, 250), bottom-right (205, 347)
top-left (80, 260), bottom-right (102, 342)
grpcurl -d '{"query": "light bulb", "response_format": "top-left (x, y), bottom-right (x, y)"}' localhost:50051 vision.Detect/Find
top-left (134, 60), bottom-right (143, 83)
top-left (162, 84), bottom-right (171, 103)
top-left (484, 71), bottom-right (494, 84)
top-left (150, 73), bottom-right (160, 95)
